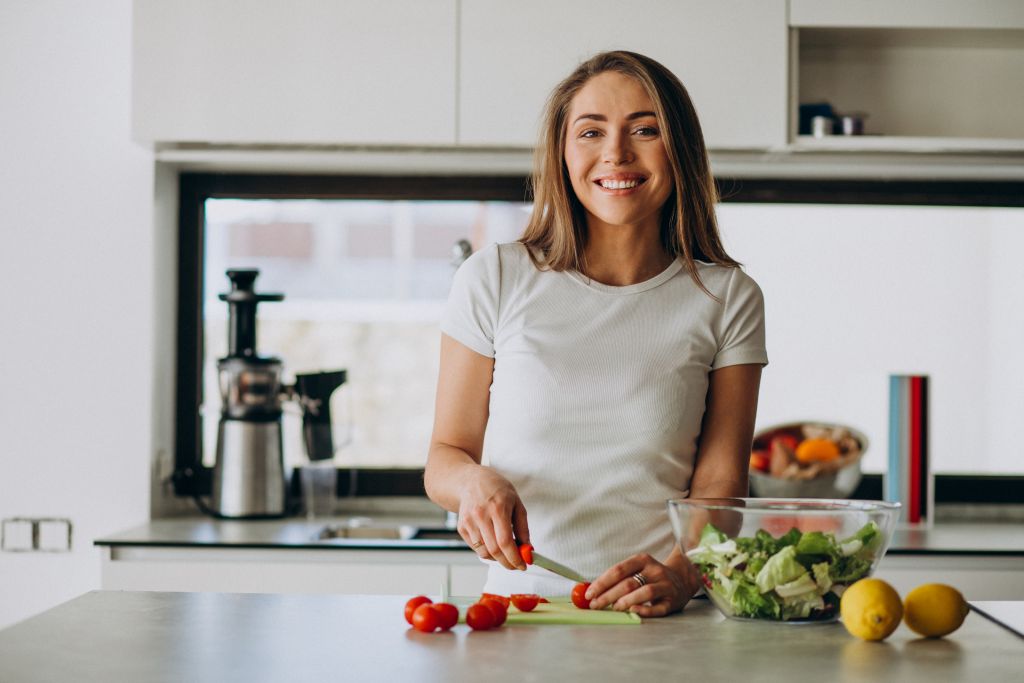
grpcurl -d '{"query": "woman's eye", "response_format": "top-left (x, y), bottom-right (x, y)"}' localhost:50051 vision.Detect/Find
top-left (579, 129), bottom-right (601, 138)
top-left (634, 126), bottom-right (659, 136)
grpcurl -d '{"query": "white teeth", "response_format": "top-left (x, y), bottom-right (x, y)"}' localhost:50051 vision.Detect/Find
top-left (599, 179), bottom-right (641, 189)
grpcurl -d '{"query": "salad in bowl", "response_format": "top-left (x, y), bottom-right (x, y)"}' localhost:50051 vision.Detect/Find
top-left (668, 498), bottom-right (900, 623)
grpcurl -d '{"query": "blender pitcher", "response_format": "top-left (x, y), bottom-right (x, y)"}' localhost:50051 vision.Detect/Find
top-left (294, 371), bottom-right (352, 518)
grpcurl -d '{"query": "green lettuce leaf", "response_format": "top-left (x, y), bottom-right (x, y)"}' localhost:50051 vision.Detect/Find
top-left (732, 579), bottom-right (782, 619)
top-left (781, 590), bottom-right (826, 620)
top-left (830, 554), bottom-right (872, 584)
top-left (755, 545), bottom-right (807, 593)
top-left (699, 523), bottom-right (727, 547)
top-left (795, 531), bottom-right (836, 559)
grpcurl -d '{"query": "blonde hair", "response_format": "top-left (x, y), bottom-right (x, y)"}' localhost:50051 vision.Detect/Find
top-left (520, 50), bottom-right (738, 294)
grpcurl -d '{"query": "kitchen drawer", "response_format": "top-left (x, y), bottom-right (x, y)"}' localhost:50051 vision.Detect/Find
top-left (101, 546), bottom-right (460, 595)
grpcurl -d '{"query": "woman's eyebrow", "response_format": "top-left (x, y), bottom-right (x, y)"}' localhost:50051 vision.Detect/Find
top-left (572, 110), bottom-right (657, 125)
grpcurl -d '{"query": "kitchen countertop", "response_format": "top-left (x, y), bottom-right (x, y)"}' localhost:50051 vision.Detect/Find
top-left (0, 591), bottom-right (1020, 682)
top-left (94, 516), bottom-right (1024, 555)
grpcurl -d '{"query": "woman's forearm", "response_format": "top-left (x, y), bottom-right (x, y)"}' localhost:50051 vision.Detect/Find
top-left (423, 443), bottom-right (484, 512)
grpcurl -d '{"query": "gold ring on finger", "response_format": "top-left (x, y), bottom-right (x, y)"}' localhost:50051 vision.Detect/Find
top-left (632, 572), bottom-right (647, 588)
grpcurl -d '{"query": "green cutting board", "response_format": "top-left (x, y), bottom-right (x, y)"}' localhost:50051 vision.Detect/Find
top-left (453, 596), bottom-right (641, 625)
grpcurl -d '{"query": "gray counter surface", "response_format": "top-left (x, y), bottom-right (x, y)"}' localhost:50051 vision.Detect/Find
top-left (0, 591), bottom-right (1020, 682)
top-left (94, 516), bottom-right (1024, 555)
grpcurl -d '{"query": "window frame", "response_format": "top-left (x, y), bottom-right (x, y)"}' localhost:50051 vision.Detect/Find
top-left (173, 172), bottom-right (1024, 503)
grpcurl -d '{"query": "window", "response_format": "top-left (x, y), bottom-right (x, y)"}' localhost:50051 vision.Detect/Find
top-left (200, 197), bottom-right (529, 469)
top-left (174, 174), bottom-right (1024, 503)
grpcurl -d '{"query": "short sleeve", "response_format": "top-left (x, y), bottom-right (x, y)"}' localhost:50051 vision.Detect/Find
top-left (712, 268), bottom-right (768, 370)
top-left (440, 243), bottom-right (501, 358)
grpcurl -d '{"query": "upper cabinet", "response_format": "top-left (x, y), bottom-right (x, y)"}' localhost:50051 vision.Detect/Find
top-left (789, 0), bottom-right (1024, 151)
top-left (131, 1), bottom-right (1024, 157)
top-left (458, 0), bottom-right (788, 150)
top-left (132, 0), bottom-right (457, 146)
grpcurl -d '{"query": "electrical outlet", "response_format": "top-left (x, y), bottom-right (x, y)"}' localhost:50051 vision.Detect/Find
top-left (1, 518), bottom-right (72, 552)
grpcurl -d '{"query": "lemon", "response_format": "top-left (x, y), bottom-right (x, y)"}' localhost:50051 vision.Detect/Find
top-left (903, 583), bottom-right (969, 638)
top-left (840, 578), bottom-right (903, 641)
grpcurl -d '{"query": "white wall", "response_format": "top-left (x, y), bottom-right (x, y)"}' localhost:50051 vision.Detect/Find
top-left (0, 0), bottom-right (152, 628)
top-left (720, 203), bottom-right (1024, 474)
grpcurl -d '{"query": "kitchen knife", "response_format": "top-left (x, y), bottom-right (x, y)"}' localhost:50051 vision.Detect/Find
top-left (518, 544), bottom-right (589, 583)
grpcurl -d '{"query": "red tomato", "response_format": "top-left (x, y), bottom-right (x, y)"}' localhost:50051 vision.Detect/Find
top-left (538, 597), bottom-right (550, 603)
top-left (510, 594), bottom-right (540, 612)
top-left (466, 603), bottom-right (496, 630)
top-left (480, 593), bottom-right (510, 609)
top-left (411, 603), bottom-right (440, 633)
top-left (518, 544), bottom-right (534, 565)
top-left (749, 450), bottom-right (770, 472)
top-left (431, 603), bottom-right (459, 631)
top-left (404, 596), bottom-right (432, 625)
top-left (571, 582), bottom-right (591, 610)
top-left (480, 598), bottom-right (508, 626)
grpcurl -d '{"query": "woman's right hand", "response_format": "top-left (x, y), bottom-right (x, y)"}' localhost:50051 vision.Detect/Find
top-left (457, 467), bottom-right (530, 571)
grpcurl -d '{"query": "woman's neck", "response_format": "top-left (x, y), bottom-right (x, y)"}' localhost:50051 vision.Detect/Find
top-left (581, 223), bottom-right (674, 286)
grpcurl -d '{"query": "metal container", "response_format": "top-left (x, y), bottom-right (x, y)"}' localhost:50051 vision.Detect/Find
top-left (811, 115), bottom-right (834, 138)
top-left (839, 114), bottom-right (865, 136)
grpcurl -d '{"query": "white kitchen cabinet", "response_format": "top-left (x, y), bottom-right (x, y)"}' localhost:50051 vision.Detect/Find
top-left (458, 0), bottom-right (788, 150)
top-left (100, 546), bottom-right (1024, 603)
top-left (132, 0), bottom-right (457, 146)
top-left (100, 546), bottom-right (489, 596)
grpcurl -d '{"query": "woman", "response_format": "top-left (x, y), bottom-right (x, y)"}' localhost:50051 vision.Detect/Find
top-left (424, 51), bottom-right (767, 617)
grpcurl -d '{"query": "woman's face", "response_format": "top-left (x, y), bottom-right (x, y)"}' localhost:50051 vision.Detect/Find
top-left (563, 71), bottom-right (673, 235)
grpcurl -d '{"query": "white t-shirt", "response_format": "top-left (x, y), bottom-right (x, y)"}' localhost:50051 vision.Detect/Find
top-left (440, 242), bottom-right (768, 596)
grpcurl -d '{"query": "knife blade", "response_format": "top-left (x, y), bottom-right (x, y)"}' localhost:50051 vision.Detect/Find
top-left (520, 544), bottom-right (589, 583)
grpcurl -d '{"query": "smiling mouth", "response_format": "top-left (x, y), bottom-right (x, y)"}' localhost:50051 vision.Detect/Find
top-left (594, 176), bottom-right (647, 190)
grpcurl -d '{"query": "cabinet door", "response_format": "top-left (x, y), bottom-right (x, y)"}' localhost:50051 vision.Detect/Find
top-left (790, 0), bottom-right (1024, 30)
top-left (459, 0), bottom-right (787, 150)
top-left (133, 0), bottom-right (457, 145)
top-left (101, 547), bottom-right (452, 595)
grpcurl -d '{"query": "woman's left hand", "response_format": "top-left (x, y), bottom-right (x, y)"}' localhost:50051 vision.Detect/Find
top-left (584, 553), bottom-right (699, 617)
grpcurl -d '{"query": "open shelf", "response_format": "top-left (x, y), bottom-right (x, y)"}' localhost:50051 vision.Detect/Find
top-left (793, 27), bottom-right (1024, 149)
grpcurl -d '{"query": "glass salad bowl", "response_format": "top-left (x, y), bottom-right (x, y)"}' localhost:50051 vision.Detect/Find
top-left (668, 498), bottom-right (900, 623)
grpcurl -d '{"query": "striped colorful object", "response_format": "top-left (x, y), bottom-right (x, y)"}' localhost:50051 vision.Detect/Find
top-left (886, 375), bottom-right (931, 524)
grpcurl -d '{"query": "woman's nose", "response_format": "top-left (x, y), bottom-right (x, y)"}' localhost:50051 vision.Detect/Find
top-left (602, 132), bottom-right (633, 165)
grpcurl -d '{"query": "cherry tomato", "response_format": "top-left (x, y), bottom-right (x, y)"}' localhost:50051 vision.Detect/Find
top-left (404, 596), bottom-right (432, 625)
top-left (411, 603), bottom-right (440, 632)
top-left (510, 594), bottom-right (540, 612)
top-left (466, 602), bottom-right (496, 630)
top-left (480, 593), bottom-right (510, 609)
top-left (480, 597), bottom-right (508, 626)
top-left (432, 603), bottom-right (459, 631)
top-left (518, 544), bottom-right (534, 565)
top-left (571, 582), bottom-right (591, 610)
